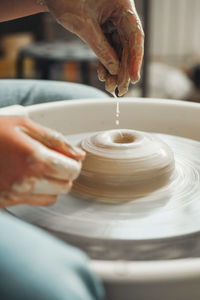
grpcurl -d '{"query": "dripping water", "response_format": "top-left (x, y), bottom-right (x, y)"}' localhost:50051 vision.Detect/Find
top-left (113, 93), bottom-right (120, 126)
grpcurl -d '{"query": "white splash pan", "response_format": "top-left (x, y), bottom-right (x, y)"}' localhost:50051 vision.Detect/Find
top-left (2, 97), bottom-right (200, 300)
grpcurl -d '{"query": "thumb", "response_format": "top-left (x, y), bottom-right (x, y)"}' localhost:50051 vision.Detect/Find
top-left (80, 19), bottom-right (119, 75)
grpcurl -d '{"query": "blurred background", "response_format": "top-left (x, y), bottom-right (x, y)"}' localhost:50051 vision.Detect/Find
top-left (0, 0), bottom-right (200, 101)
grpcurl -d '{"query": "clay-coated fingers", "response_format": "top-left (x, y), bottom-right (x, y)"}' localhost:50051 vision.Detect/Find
top-left (105, 74), bottom-right (118, 95)
top-left (80, 19), bottom-right (119, 75)
top-left (97, 61), bottom-right (108, 82)
top-left (19, 132), bottom-right (82, 181)
top-left (0, 193), bottom-right (57, 208)
top-left (12, 177), bottom-right (72, 195)
top-left (20, 119), bottom-right (85, 161)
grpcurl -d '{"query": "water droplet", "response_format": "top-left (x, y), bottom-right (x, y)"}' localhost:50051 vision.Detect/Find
top-left (113, 93), bottom-right (120, 126)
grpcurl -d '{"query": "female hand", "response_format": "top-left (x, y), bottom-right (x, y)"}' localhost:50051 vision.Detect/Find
top-left (0, 116), bottom-right (85, 208)
top-left (45, 0), bottom-right (144, 96)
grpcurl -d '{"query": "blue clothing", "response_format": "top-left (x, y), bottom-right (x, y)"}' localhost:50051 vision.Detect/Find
top-left (0, 80), bottom-right (106, 300)
top-left (0, 79), bottom-right (107, 107)
top-left (0, 213), bottom-right (104, 300)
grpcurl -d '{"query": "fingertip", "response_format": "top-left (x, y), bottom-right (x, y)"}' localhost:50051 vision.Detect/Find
top-left (97, 61), bottom-right (107, 82)
top-left (105, 74), bottom-right (118, 95)
top-left (117, 73), bottom-right (130, 96)
top-left (129, 53), bottom-right (143, 84)
top-left (117, 86), bottom-right (129, 97)
top-left (73, 147), bottom-right (86, 160)
top-left (130, 73), bottom-right (140, 84)
top-left (59, 141), bottom-right (85, 161)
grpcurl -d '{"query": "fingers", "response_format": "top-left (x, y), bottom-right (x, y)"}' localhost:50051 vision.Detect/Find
top-left (97, 61), bottom-right (107, 82)
top-left (80, 19), bottom-right (119, 75)
top-left (119, 12), bottom-right (144, 83)
top-left (0, 193), bottom-right (57, 208)
top-left (98, 60), bottom-right (118, 95)
top-left (99, 30), bottom-right (130, 96)
top-left (19, 118), bottom-right (85, 161)
top-left (117, 36), bottom-right (130, 96)
top-left (98, 10), bottom-right (144, 96)
top-left (33, 141), bottom-right (82, 181)
top-left (105, 74), bottom-right (118, 95)
top-left (129, 30), bottom-right (144, 83)
top-left (17, 131), bottom-right (82, 181)
top-left (97, 56), bottom-right (118, 95)
top-left (12, 177), bottom-right (73, 195)
top-left (33, 178), bottom-right (72, 194)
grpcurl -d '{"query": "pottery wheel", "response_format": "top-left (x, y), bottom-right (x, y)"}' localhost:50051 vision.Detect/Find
top-left (7, 131), bottom-right (200, 261)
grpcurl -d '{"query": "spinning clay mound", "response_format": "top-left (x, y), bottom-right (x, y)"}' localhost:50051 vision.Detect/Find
top-left (72, 129), bottom-right (175, 202)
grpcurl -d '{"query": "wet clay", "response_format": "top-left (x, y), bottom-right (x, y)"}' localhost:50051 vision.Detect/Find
top-left (72, 129), bottom-right (175, 202)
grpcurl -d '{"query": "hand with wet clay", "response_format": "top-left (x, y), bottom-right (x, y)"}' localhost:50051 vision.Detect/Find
top-left (0, 116), bottom-right (85, 208)
top-left (45, 0), bottom-right (144, 96)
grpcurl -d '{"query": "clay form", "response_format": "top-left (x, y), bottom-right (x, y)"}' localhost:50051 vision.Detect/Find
top-left (72, 129), bottom-right (175, 202)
